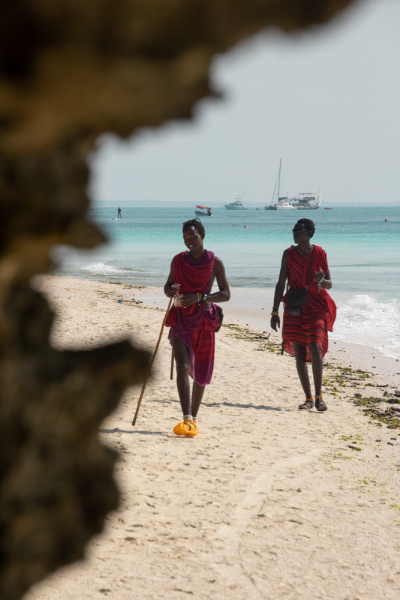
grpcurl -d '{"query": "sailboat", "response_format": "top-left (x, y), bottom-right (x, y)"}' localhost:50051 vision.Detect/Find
top-left (265, 160), bottom-right (321, 210)
top-left (265, 159), bottom-right (295, 211)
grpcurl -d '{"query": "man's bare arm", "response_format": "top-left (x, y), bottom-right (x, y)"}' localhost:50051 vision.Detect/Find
top-left (164, 259), bottom-right (177, 298)
top-left (272, 249), bottom-right (289, 309)
top-left (207, 257), bottom-right (230, 303)
top-left (271, 249), bottom-right (289, 331)
top-left (314, 266), bottom-right (332, 290)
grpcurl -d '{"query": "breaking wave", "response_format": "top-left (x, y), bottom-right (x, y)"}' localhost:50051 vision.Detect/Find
top-left (81, 262), bottom-right (135, 276)
top-left (332, 294), bottom-right (400, 360)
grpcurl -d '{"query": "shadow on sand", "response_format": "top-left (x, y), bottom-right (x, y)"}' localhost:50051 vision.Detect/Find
top-left (100, 427), bottom-right (167, 435)
top-left (206, 401), bottom-right (286, 412)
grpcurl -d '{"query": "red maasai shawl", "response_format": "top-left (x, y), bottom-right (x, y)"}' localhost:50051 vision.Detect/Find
top-left (282, 245), bottom-right (337, 362)
top-left (165, 250), bottom-right (219, 385)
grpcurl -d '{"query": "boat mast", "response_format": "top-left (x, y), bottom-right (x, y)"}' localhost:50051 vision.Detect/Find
top-left (270, 159), bottom-right (282, 205)
top-left (277, 158), bottom-right (281, 202)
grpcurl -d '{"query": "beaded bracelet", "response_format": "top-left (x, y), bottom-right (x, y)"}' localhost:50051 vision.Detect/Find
top-left (317, 269), bottom-right (324, 291)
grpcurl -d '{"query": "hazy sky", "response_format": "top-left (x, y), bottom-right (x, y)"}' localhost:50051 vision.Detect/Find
top-left (90, 0), bottom-right (400, 206)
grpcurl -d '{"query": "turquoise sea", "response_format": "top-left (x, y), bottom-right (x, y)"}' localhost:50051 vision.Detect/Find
top-left (55, 206), bottom-right (400, 360)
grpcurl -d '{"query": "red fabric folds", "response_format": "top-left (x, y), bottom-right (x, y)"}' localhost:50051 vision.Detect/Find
top-left (165, 250), bottom-right (219, 385)
top-left (282, 245), bottom-right (337, 362)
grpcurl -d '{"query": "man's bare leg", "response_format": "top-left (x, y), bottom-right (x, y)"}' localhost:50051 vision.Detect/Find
top-left (293, 342), bottom-right (314, 408)
top-left (309, 342), bottom-right (327, 410)
top-left (171, 334), bottom-right (191, 416)
top-left (191, 382), bottom-right (205, 419)
top-left (293, 342), bottom-right (312, 397)
top-left (309, 343), bottom-right (323, 396)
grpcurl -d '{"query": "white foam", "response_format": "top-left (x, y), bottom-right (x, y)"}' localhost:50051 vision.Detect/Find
top-left (81, 262), bottom-right (131, 276)
top-left (332, 294), bottom-right (400, 360)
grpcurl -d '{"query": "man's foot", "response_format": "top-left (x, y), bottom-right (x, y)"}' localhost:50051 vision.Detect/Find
top-left (298, 398), bottom-right (314, 410)
top-left (185, 421), bottom-right (199, 437)
top-left (173, 420), bottom-right (199, 436)
top-left (315, 396), bottom-right (328, 411)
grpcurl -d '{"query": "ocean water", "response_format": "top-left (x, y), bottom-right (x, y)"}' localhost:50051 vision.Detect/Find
top-left (54, 206), bottom-right (400, 359)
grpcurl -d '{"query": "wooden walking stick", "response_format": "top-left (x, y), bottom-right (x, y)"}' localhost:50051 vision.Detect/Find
top-left (132, 297), bottom-right (173, 426)
top-left (170, 348), bottom-right (174, 380)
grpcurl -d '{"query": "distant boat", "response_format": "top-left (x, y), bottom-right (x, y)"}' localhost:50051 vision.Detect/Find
top-left (290, 189), bottom-right (321, 210)
top-left (324, 207), bottom-right (333, 210)
top-left (265, 159), bottom-right (321, 210)
top-left (277, 201), bottom-right (296, 211)
top-left (224, 195), bottom-right (247, 210)
top-left (265, 160), bottom-right (296, 210)
top-left (195, 205), bottom-right (212, 216)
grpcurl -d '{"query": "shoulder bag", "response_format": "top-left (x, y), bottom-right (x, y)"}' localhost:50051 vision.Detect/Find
top-left (287, 247), bottom-right (314, 316)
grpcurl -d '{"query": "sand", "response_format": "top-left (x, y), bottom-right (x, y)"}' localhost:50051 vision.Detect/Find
top-left (26, 276), bottom-right (400, 600)
top-left (139, 286), bottom-right (400, 384)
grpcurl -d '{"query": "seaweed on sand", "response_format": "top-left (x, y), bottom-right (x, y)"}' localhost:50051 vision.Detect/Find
top-left (223, 322), bottom-right (400, 430)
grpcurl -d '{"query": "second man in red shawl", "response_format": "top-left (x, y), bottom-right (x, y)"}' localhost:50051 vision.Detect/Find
top-left (271, 218), bottom-right (336, 411)
top-left (164, 219), bottom-right (231, 436)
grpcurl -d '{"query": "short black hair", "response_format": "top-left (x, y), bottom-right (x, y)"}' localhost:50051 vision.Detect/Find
top-left (296, 218), bottom-right (315, 238)
top-left (182, 219), bottom-right (205, 238)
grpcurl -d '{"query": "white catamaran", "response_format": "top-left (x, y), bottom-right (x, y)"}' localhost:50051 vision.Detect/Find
top-left (265, 159), bottom-right (295, 210)
top-left (265, 159), bottom-right (321, 211)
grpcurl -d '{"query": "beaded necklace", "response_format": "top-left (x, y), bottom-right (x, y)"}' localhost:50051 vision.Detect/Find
top-left (296, 246), bottom-right (311, 259)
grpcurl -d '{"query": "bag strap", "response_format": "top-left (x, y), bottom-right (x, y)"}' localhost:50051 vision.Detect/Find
top-left (305, 246), bottom-right (314, 289)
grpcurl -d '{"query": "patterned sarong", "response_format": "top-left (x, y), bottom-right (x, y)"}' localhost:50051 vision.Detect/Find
top-left (282, 245), bottom-right (336, 362)
top-left (165, 250), bottom-right (219, 385)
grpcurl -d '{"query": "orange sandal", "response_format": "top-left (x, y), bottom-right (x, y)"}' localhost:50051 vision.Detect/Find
top-left (173, 420), bottom-right (199, 436)
top-left (185, 421), bottom-right (198, 437)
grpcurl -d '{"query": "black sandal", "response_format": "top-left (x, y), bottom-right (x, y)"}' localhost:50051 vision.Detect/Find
top-left (298, 398), bottom-right (314, 410)
top-left (315, 396), bottom-right (328, 411)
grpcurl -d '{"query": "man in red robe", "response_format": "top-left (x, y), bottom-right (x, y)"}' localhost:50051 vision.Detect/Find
top-left (271, 218), bottom-right (336, 412)
top-left (165, 219), bottom-right (230, 436)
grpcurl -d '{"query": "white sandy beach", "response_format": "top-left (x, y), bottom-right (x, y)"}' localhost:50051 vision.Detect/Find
top-left (139, 286), bottom-right (400, 383)
top-left (26, 276), bottom-right (400, 600)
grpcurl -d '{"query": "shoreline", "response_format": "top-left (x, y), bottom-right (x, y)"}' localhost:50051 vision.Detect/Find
top-left (36, 273), bottom-right (400, 400)
top-left (49, 273), bottom-right (400, 380)
top-left (129, 281), bottom-right (400, 385)
top-left (36, 274), bottom-right (400, 425)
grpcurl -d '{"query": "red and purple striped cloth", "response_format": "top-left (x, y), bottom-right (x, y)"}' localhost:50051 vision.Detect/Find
top-left (166, 250), bottom-right (219, 385)
top-left (282, 245), bottom-right (337, 362)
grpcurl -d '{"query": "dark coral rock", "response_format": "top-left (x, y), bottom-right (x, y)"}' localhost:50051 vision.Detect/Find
top-left (0, 1), bottom-right (360, 598)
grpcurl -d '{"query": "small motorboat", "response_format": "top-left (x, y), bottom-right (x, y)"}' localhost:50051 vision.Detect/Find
top-left (195, 205), bottom-right (212, 216)
top-left (224, 197), bottom-right (247, 210)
